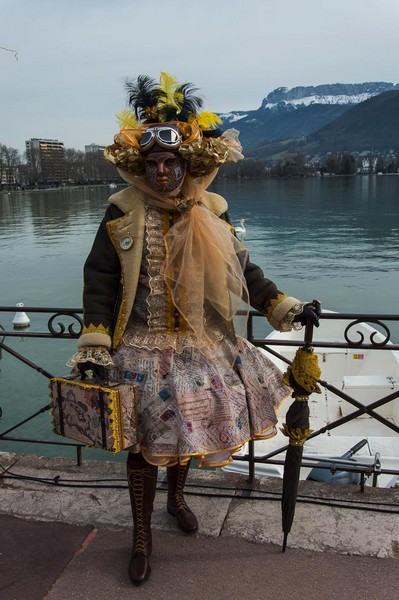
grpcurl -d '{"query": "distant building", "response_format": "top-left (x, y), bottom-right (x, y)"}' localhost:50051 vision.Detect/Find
top-left (85, 143), bottom-right (105, 154)
top-left (25, 138), bottom-right (66, 186)
top-left (0, 166), bottom-right (19, 187)
top-left (359, 155), bottom-right (378, 174)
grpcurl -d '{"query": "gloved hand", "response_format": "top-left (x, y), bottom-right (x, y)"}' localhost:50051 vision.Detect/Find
top-left (71, 345), bottom-right (113, 383)
top-left (76, 361), bottom-right (109, 383)
top-left (293, 300), bottom-right (322, 328)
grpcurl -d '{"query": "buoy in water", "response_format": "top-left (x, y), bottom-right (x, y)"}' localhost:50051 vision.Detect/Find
top-left (12, 302), bottom-right (30, 329)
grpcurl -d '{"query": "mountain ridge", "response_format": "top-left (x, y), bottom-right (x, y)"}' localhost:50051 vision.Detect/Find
top-left (219, 81), bottom-right (399, 152)
top-left (246, 90), bottom-right (399, 161)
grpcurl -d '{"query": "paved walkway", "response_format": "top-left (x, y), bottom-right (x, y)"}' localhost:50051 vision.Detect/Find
top-left (1, 452), bottom-right (398, 600)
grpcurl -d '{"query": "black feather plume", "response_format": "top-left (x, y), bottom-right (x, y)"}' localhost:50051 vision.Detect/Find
top-left (203, 127), bottom-right (222, 138)
top-left (125, 75), bottom-right (204, 124)
top-left (125, 75), bottom-right (159, 122)
top-left (156, 82), bottom-right (203, 122)
top-left (176, 83), bottom-right (203, 122)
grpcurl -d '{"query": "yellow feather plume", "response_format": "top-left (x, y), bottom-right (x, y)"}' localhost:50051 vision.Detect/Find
top-left (158, 71), bottom-right (183, 110)
top-left (196, 111), bottom-right (222, 129)
top-left (116, 109), bottom-right (138, 129)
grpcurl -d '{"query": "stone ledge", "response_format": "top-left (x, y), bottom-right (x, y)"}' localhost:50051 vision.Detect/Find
top-left (1, 451), bottom-right (398, 558)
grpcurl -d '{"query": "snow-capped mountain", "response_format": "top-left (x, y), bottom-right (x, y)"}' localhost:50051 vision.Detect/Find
top-left (260, 82), bottom-right (399, 109)
top-left (219, 82), bottom-right (399, 150)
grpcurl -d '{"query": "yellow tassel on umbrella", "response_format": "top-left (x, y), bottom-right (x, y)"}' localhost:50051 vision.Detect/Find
top-left (282, 346), bottom-right (321, 394)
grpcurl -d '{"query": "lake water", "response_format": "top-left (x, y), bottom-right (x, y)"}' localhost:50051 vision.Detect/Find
top-left (1, 176), bottom-right (398, 460)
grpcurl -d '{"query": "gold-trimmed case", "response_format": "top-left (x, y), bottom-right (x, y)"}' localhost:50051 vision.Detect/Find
top-left (49, 377), bottom-right (139, 453)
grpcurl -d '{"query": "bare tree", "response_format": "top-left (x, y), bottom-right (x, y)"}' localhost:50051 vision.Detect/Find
top-left (64, 148), bottom-right (85, 183)
top-left (0, 144), bottom-right (22, 187)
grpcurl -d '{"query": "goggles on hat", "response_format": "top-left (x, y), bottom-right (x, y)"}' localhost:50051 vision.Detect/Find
top-left (139, 126), bottom-right (183, 151)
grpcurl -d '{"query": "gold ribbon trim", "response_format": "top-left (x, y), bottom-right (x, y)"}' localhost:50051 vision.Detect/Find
top-left (280, 424), bottom-right (313, 446)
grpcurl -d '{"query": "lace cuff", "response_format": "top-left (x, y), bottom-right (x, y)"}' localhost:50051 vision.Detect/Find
top-left (268, 295), bottom-right (305, 332)
top-left (66, 346), bottom-right (114, 368)
top-left (283, 303), bottom-right (306, 331)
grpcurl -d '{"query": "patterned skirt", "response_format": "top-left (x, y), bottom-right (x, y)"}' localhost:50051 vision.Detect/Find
top-left (110, 336), bottom-right (291, 467)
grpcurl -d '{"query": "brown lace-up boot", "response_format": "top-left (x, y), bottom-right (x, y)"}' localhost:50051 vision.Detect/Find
top-left (126, 452), bottom-right (158, 586)
top-left (166, 460), bottom-right (198, 534)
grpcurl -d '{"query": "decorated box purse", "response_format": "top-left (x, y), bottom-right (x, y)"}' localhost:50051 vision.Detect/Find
top-left (49, 376), bottom-right (139, 453)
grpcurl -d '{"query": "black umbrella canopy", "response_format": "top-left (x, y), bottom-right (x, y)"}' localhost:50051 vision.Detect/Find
top-left (280, 338), bottom-right (322, 552)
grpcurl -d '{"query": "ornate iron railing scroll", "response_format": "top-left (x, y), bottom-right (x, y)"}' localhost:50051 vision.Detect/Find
top-left (344, 318), bottom-right (391, 347)
top-left (0, 307), bottom-right (83, 339)
top-left (0, 307), bottom-right (84, 465)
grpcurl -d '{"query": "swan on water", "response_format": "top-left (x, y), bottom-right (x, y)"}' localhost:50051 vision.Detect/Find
top-left (234, 218), bottom-right (246, 241)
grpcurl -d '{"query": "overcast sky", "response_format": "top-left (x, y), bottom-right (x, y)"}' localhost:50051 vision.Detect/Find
top-left (2, 0), bottom-right (399, 153)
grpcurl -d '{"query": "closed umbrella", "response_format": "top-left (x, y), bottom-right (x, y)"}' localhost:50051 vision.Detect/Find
top-left (281, 317), bottom-right (322, 552)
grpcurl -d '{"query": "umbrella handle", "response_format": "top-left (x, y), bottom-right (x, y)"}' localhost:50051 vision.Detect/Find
top-left (304, 317), bottom-right (314, 349)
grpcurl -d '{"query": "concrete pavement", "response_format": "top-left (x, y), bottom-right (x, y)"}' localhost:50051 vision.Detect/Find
top-left (1, 451), bottom-right (398, 599)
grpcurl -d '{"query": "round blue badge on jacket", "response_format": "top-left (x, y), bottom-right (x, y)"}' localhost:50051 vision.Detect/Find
top-left (120, 236), bottom-right (133, 250)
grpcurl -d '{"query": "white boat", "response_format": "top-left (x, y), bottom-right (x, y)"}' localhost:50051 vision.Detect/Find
top-left (224, 312), bottom-right (399, 488)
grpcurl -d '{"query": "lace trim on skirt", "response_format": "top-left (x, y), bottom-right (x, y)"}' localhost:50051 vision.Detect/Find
top-left (122, 324), bottom-right (223, 355)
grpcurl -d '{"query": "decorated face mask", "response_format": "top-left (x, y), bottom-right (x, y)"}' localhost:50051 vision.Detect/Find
top-left (143, 151), bottom-right (187, 196)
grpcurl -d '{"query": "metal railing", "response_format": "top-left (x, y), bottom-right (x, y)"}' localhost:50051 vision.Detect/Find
top-left (0, 306), bottom-right (398, 487)
top-left (0, 307), bottom-right (84, 465)
top-left (246, 311), bottom-right (399, 488)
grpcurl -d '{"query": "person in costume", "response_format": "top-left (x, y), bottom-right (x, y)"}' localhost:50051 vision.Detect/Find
top-left (68, 73), bottom-right (320, 586)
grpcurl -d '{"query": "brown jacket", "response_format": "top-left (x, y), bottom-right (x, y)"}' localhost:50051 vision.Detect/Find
top-left (78, 186), bottom-right (299, 350)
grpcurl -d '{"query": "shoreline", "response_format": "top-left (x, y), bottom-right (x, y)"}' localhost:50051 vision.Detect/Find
top-left (2, 172), bottom-right (399, 195)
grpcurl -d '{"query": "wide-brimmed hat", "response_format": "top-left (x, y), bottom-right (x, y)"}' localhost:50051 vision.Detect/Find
top-left (104, 72), bottom-right (243, 178)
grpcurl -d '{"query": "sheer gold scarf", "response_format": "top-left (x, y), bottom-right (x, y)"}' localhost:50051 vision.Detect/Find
top-left (118, 168), bottom-right (249, 344)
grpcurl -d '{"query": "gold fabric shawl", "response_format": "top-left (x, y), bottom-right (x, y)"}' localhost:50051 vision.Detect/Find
top-left (118, 168), bottom-right (249, 346)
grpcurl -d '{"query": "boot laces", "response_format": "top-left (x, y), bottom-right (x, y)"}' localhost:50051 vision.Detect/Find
top-left (128, 466), bottom-right (154, 554)
top-left (174, 464), bottom-right (190, 512)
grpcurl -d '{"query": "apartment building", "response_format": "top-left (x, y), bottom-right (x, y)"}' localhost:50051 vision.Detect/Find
top-left (25, 138), bottom-right (66, 185)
